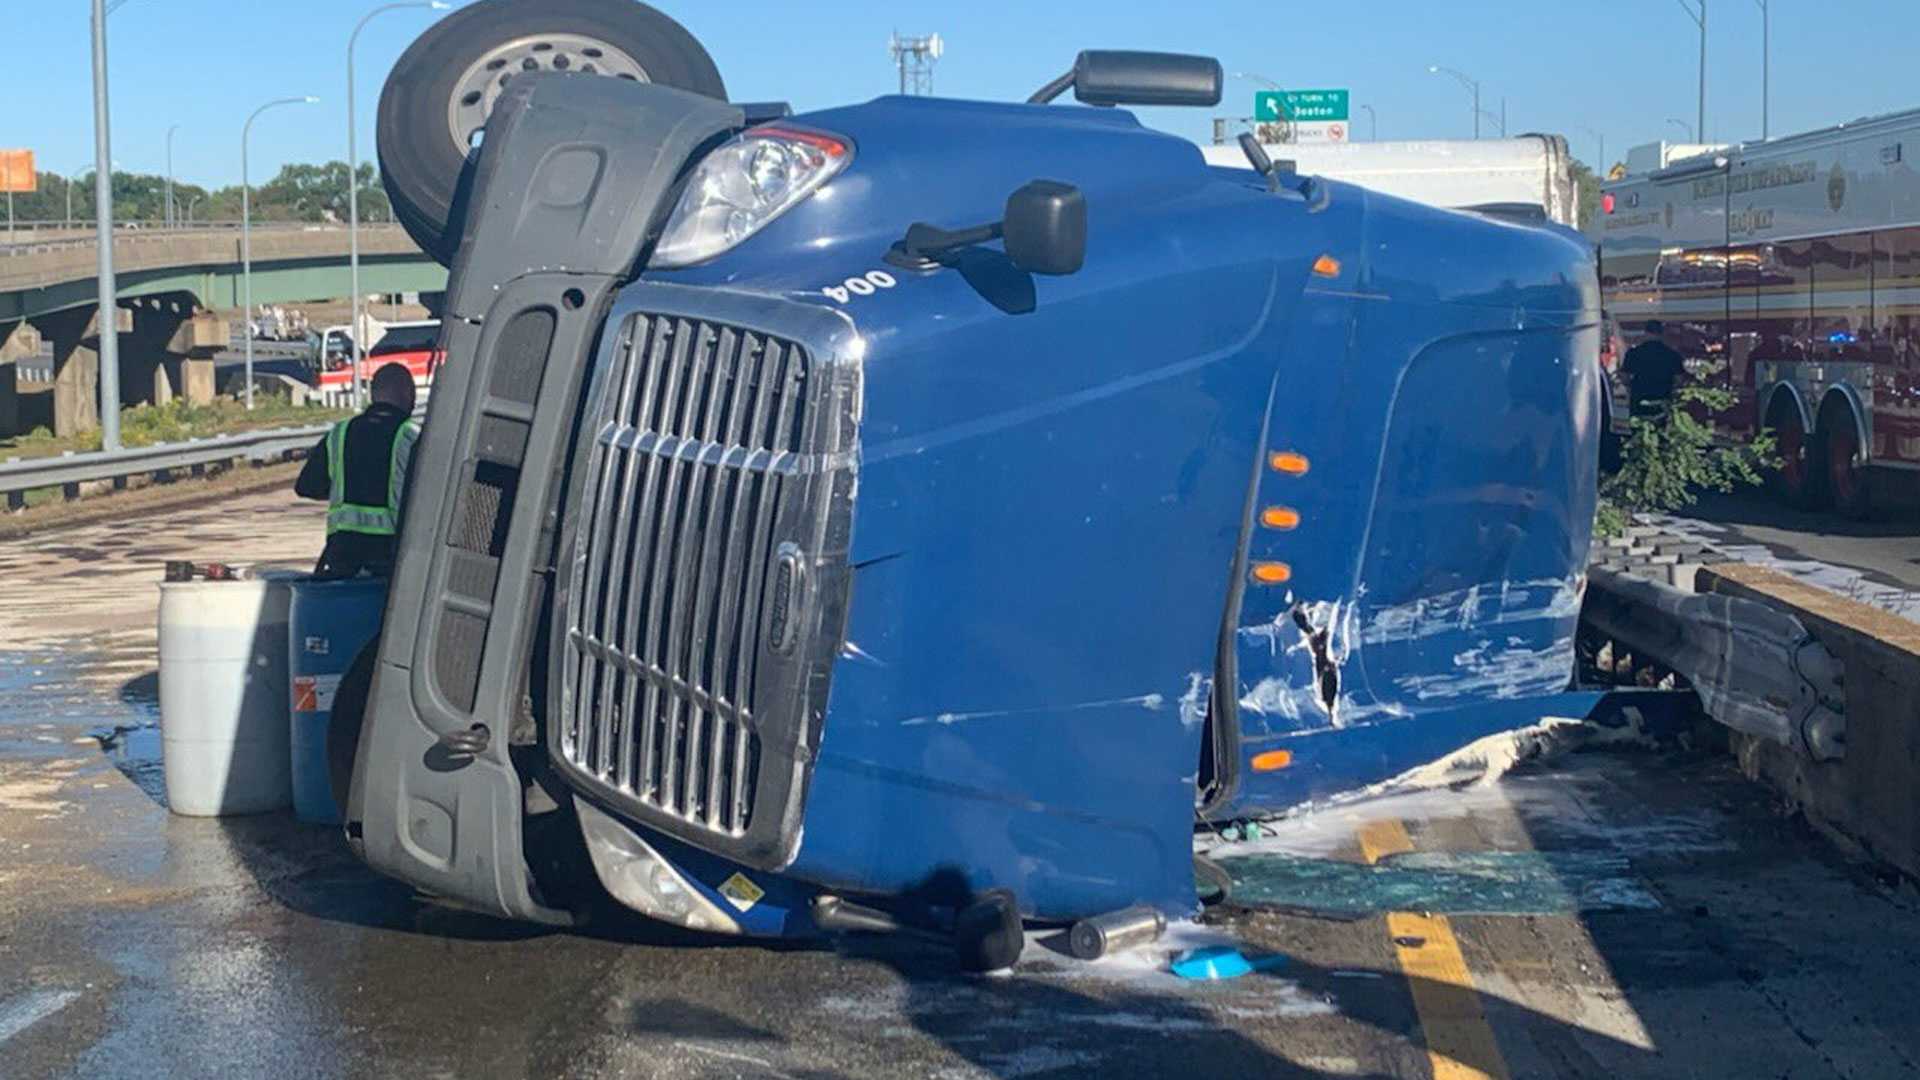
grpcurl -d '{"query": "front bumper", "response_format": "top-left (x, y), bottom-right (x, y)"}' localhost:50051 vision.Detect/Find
top-left (345, 75), bottom-right (748, 924)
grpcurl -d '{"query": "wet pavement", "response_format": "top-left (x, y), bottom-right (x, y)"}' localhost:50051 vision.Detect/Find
top-left (1664, 492), bottom-right (1920, 623)
top-left (3, 492), bottom-right (1920, 1078)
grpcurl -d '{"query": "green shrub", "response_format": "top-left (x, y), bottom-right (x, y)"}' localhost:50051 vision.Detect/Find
top-left (1596, 361), bottom-right (1775, 538)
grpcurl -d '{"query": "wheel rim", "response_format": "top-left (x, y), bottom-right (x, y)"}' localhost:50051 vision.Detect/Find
top-left (1828, 422), bottom-right (1861, 508)
top-left (447, 33), bottom-right (650, 156)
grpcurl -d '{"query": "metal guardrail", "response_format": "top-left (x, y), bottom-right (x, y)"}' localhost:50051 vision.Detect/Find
top-left (1581, 565), bottom-right (1848, 761)
top-left (0, 222), bottom-right (405, 259)
top-left (0, 421), bottom-right (330, 508)
top-left (1, 397), bottom-right (431, 510)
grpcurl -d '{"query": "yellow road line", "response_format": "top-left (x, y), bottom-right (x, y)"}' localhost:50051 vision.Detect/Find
top-left (1360, 819), bottom-right (1509, 1080)
top-left (1357, 818), bottom-right (1414, 862)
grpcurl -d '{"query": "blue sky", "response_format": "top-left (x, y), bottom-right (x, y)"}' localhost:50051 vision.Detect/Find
top-left (7, 0), bottom-right (1919, 188)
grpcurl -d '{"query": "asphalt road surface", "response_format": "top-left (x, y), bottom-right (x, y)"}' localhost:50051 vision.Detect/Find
top-left (1664, 490), bottom-right (1920, 620)
top-left (2, 490), bottom-right (1918, 1078)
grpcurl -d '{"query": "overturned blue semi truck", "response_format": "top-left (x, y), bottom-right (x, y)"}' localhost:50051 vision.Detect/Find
top-left (338, 0), bottom-right (1603, 966)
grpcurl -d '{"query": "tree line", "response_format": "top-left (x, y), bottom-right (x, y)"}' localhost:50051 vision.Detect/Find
top-left (5, 162), bottom-right (391, 225)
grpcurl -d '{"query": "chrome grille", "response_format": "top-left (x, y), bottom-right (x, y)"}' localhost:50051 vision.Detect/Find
top-left (560, 314), bottom-right (813, 839)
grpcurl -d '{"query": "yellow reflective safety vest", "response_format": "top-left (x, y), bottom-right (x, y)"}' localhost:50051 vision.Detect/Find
top-left (325, 415), bottom-right (420, 537)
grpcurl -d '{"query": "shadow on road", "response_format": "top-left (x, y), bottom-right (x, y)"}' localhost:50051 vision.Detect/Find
top-left (1684, 489), bottom-right (1920, 539)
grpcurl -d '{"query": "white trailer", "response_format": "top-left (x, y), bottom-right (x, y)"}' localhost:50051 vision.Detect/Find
top-left (1200, 134), bottom-right (1580, 226)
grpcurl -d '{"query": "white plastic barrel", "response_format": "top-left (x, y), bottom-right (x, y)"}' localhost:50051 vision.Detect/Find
top-left (157, 572), bottom-right (301, 816)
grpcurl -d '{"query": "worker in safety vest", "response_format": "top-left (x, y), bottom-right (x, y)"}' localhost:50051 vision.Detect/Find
top-left (295, 362), bottom-right (421, 579)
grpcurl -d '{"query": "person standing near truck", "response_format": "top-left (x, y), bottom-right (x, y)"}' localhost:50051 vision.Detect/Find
top-left (1620, 319), bottom-right (1687, 417)
top-left (294, 362), bottom-right (421, 579)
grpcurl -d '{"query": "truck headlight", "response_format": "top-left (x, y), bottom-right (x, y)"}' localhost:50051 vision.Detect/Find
top-left (652, 126), bottom-right (852, 267)
top-left (575, 799), bottom-right (739, 934)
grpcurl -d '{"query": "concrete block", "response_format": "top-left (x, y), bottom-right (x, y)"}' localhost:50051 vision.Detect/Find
top-left (1667, 563), bottom-right (1702, 591)
top-left (51, 344), bottom-right (99, 437)
top-left (166, 313), bottom-right (228, 354)
top-left (0, 322), bottom-right (39, 364)
top-left (176, 358), bottom-right (215, 405)
top-left (127, 356), bottom-right (172, 409)
top-left (1701, 563), bottom-right (1920, 884)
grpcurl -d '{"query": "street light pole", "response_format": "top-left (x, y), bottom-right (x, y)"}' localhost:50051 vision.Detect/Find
top-left (90, 0), bottom-right (122, 451)
top-left (1232, 73), bottom-right (1291, 143)
top-left (1580, 125), bottom-right (1605, 176)
top-left (165, 124), bottom-right (178, 228)
top-left (1360, 103), bottom-right (1376, 142)
top-left (1428, 65), bottom-right (1482, 139)
top-left (1668, 117), bottom-right (1696, 142)
top-left (348, 2), bottom-right (447, 412)
top-left (1754, 0), bottom-right (1769, 139)
top-left (1679, 0), bottom-right (1706, 145)
top-left (242, 96), bottom-right (319, 411)
top-left (68, 159), bottom-right (117, 230)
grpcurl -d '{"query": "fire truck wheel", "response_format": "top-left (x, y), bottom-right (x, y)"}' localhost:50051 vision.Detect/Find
top-left (377, 0), bottom-right (727, 266)
top-left (327, 637), bottom-right (380, 816)
top-left (1764, 398), bottom-right (1818, 511)
top-left (1820, 403), bottom-right (1873, 520)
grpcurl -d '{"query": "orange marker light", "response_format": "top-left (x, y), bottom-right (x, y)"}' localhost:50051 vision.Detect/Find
top-left (1261, 506), bottom-right (1301, 530)
top-left (1251, 749), bottom-right (1294, 772)
top-left (1312, 254), bottom-right (1342, 278)
top-left (1269, 451), bottom-right (1310, 475)
top-left (1250, 562), bottom-right (1293, 585)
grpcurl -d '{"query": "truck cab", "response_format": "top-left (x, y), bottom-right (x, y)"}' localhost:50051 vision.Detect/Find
top-left (339, 1), bottom-right (1602, 965)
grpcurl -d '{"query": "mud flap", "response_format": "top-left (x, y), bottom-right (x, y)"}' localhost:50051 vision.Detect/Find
top-left (346, 73), bottom-right (743, 923)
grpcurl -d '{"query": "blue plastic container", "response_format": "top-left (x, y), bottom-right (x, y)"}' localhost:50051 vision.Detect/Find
top-left (286, 576), bottom-right (388, 825)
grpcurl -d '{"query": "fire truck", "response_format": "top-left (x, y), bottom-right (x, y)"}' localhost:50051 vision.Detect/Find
top-left (1594, 109), bottom-right (1920, 515)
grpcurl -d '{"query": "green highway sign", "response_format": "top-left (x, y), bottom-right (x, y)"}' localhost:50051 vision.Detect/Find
top-left (1254, 89), bottom-right (1350, 123)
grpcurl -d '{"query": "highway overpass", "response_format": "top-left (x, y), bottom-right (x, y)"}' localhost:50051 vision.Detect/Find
top-left (0, 224), bottom-right (445, 435)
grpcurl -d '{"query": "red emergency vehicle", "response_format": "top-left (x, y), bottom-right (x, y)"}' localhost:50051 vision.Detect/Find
top-left (314, 320), bottom-right (443, 408)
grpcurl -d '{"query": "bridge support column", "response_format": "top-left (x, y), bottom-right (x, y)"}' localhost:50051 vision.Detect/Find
top-left (0, 321), bottom-right (36, 436)
top-left (122, 298), bottom-right (224, 409)
top-left (30, 306), bottom-right (128, 439)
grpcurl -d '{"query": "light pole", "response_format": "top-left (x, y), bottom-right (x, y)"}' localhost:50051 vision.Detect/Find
top-left (242, 95), bottom-right (320, 411)
top-left (1579, 125), bottom-right (1606, 176)
top-left (1668, 117), bottom-right (1696, 142)
top-left (1754, 0), bottom-right (1769, 139)
top-left (184, 194), bottom-right (201, 224)
top-left (1359, 103), bottom-right (1376, 142)
top-left (165, 124), bottom-right (179, 228)
top-left (1679, 0), bottom-right (1706, 145)
top-left (348, 2), bottom-right (447, 411)
top-left (68, 159), bottom-right (119, 229)
top-left (90, 0), bottom-right (123, 451)
top-left (67, 167), bottom-right (84, 230)
top-left (1233, 72), bottom-right (1289, 143)
top-left (1428, 64), bottom-right (1482, 139)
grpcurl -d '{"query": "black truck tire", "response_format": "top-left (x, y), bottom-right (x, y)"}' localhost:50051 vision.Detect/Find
top-left (376, 0), bottom-right (727, 265)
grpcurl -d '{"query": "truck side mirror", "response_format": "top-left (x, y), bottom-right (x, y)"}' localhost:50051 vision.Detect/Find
top-left (1070, 51), bottom-right (1222, 107)
top-left (1003, 180), bottom-right (1086, 276)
